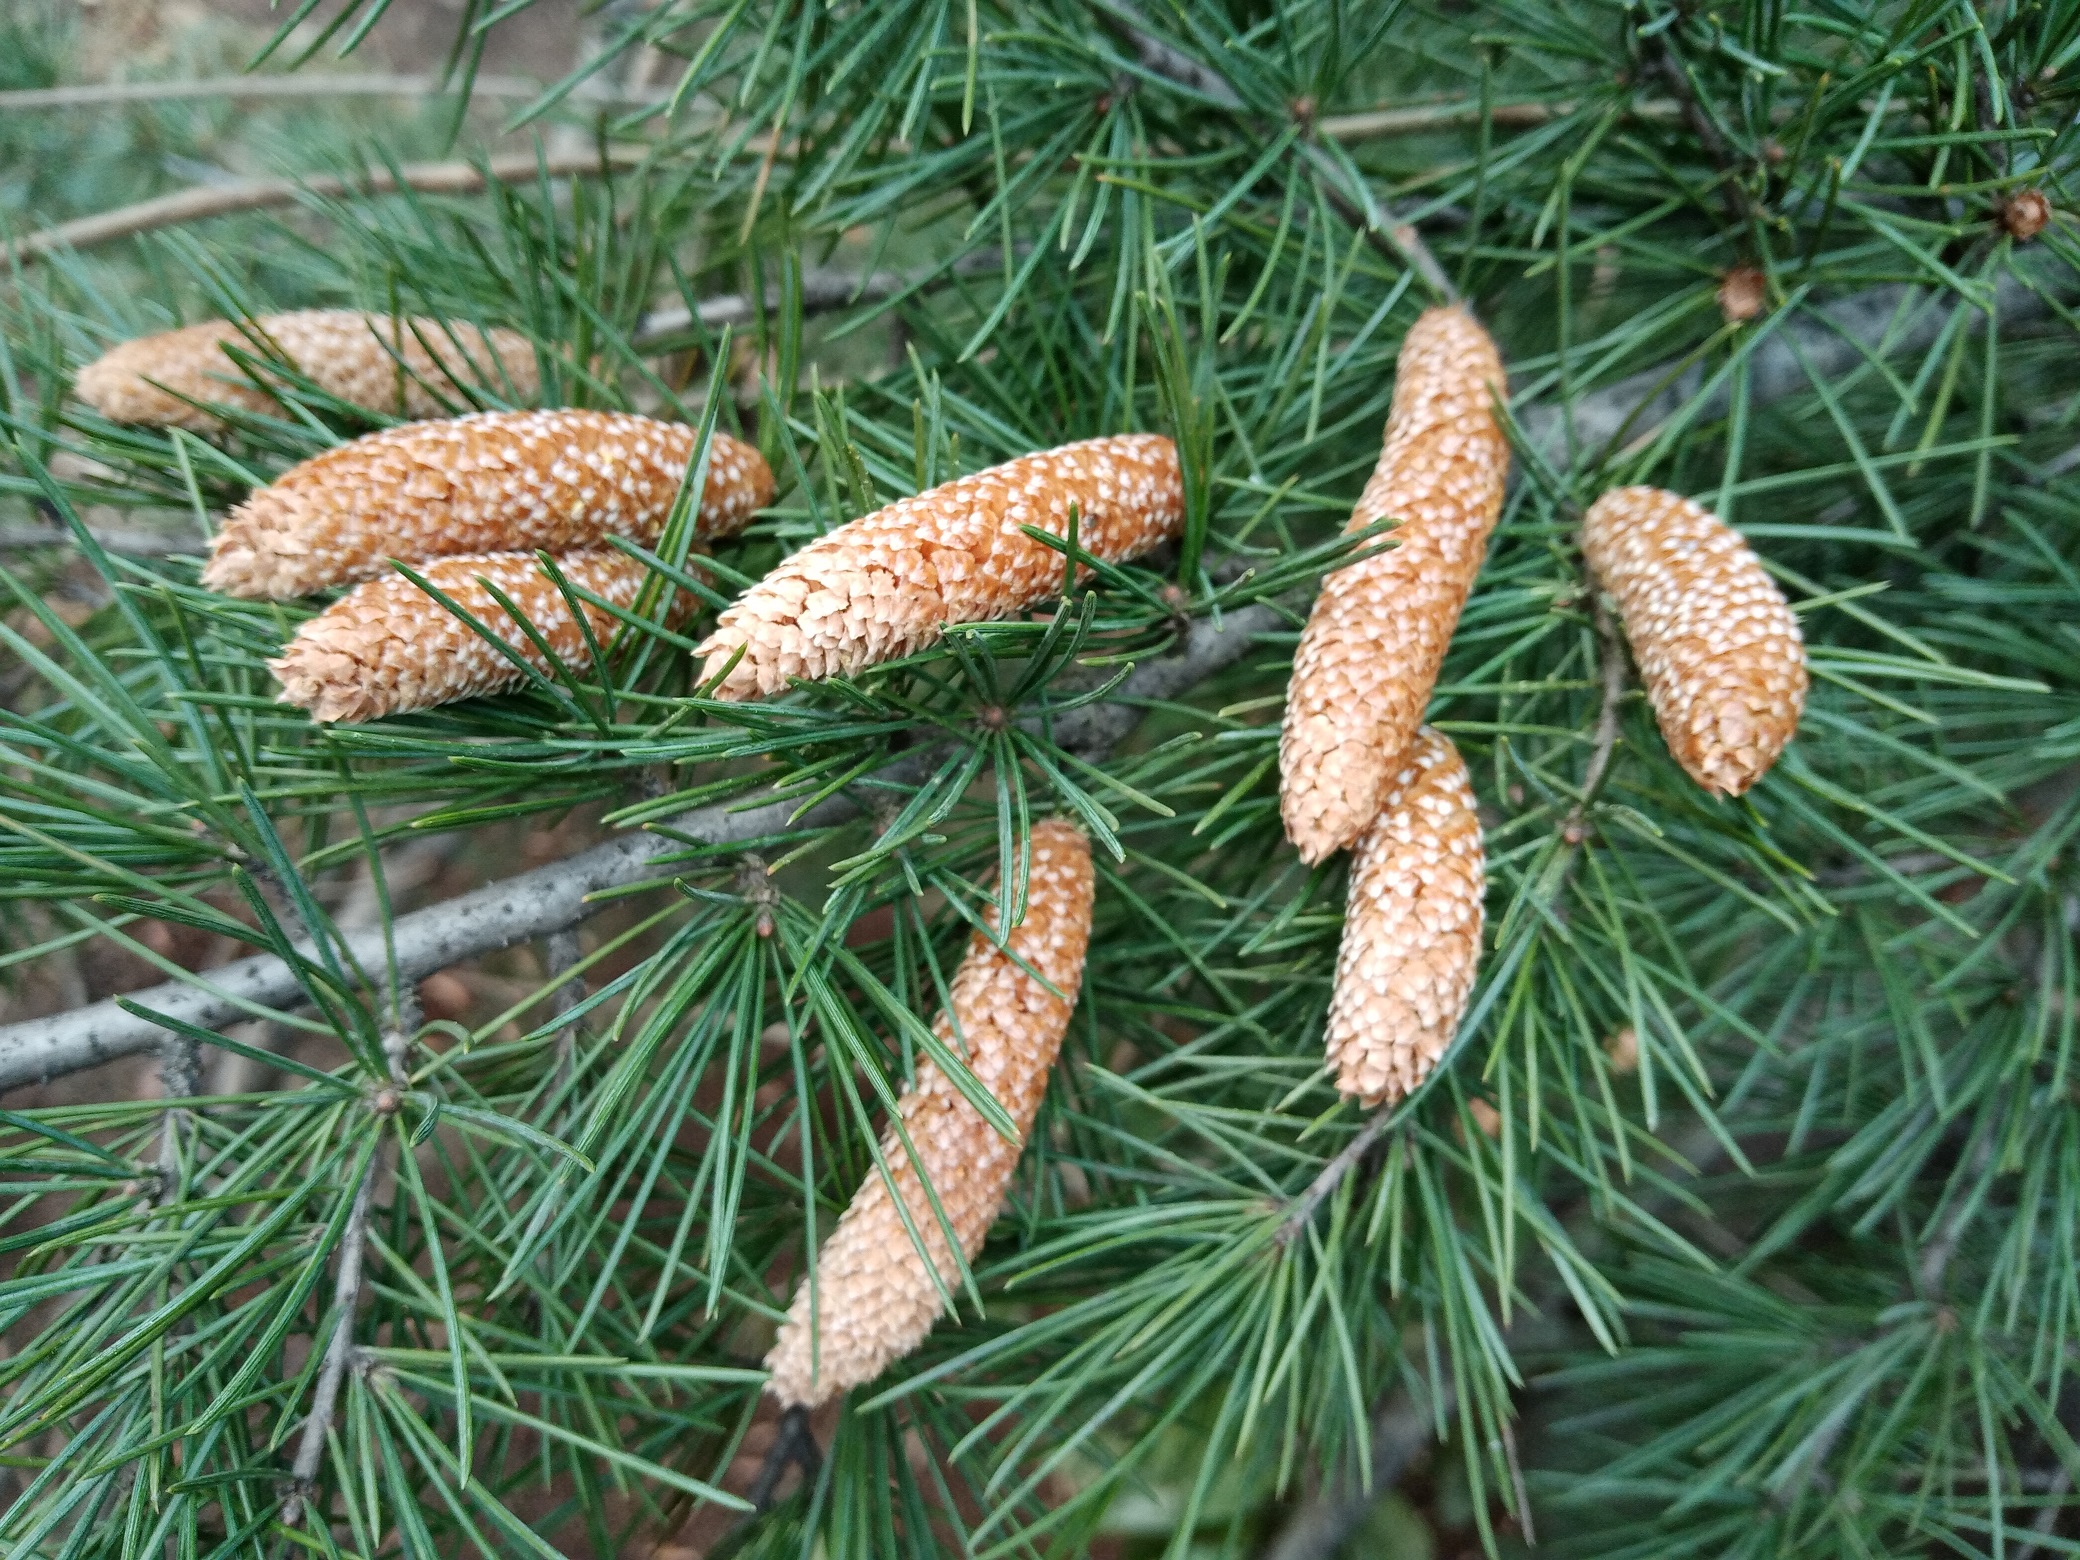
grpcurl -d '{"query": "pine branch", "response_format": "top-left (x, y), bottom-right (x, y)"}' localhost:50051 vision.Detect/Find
top-left (2, 273), bottom-right (2035, 1094)
top-left (0, 597), bottom-right (1281, 1091)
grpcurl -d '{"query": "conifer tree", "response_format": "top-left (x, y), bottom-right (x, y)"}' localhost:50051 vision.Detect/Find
top-left (1, 1), bottom-right (2077, 1555)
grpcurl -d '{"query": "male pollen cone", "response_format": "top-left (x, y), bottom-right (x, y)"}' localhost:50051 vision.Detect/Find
top-left (696, 434), bottom-right (1183, 700)
top-left (1279, 306), bottom-right (1508, 865)
top-left (765, 819), bottom-right (1095, 1408)
top-left (75, 310), bottom-right (538, 430)
top-left (1580, 486), bottom-right (1807, 796)
top-left (1325, 727), bottom-right (1485, 1106)
top-left (205, 410), bottom-right (773, 599)
top-left (270, 549), bottom-right (662, 723)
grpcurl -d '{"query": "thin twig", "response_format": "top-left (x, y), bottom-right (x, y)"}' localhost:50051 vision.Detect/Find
top-left (744, 1405), bottom-right (822, 1513)
top-left (0, 73), bottom-right (672, 112)
top-left (543, 929), bottom-right (585, 1092)
top-left (1644, 31), bottom-right (1760, 230)
top-left (14, 146), bottom-right (647, 263)
top-left (1275, 1111), bottom-right (1399, 1247)
top-left (280, 1137), bottom-right (381, 1527)
top-left (1566, 595), bottom-right (1629, 839)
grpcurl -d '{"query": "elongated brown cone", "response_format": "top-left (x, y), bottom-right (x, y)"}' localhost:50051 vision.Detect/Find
top-left (74, 310), bottom-right (538, 430)
top-left (695, 434), bottom-right (1183, 699)
top-left (1581, 487), bottom-right (1807, 796)
top-left (1326, 728), bottom-right (1485, 1106)
top-left (269, 550), bottom-right (663, 723)
top-left (765, 820), bottom-right (1095, 1408)
top-left (1280, 307), bottom-right (1509, 865)
top-left (204, 411), bottom-right (772, 600)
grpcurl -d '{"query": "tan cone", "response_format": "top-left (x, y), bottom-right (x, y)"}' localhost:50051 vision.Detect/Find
top-left (74, 310), bottom-right (538, 430)
top-left (765, 820), bottom-right (1096, 1407)
top-left (1280, 307), bottom-right (1509, 865)
top-left (269, 550), bottom-right (664, 723)
top-left (696, 435), bottom-right (1183, 699)
top-left (1326, 728), bottom-right (1486, 1106)
top-left (1581, 486), bottom-right (1807, 796)
top-left (204, 410), bottom-right (772, 599)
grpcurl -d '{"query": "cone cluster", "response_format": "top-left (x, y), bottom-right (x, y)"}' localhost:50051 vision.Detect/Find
top-left (206, 410), bottom-right (772, 600)
top-left (1272, 308), bottom-right (1505, 1105)
top-left (696, 434), bottom-right (1184, 699)
top-left (1581, 486), bottom-right (1807, 796)
top-left (1279, 306), bottom-right (1509, 866)
top-left (75, 310), bottom-right (539, 430)
top-left (765, 819), bottom-right (1095, 1408)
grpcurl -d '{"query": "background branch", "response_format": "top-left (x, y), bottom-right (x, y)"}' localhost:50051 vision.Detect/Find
top-left (13, 146), bottom-right (647, 262)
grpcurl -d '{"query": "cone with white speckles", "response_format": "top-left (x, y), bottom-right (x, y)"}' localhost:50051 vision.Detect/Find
top-left (1326, 727), bottom-right (1485, 1107)
top-left (1581, 486), bottom-right (1806, 796)
top-left (1280, 307), bottom-right (1509, 866)
top-left (75, 310), bottom-right (539, 431)
top-left (205, 410), bottom-right (774, 600)
top-left (765, 820), bottom-right (1095, 1408)
top-left (270, 550), bottom-right (664, 723)
top-left (696, 435), bottom-right (1184, 700)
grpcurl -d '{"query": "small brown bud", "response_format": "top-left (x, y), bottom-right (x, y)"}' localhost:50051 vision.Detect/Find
top-left (75, 310), bottom-right (538, 430)
top-left (1581, 487), bottom-right (1807, 797)
top-left (207, 410), bottom-right (772, 599)
top-left (1603, 1025), bottom-right (1640, 1075)
top-left (1717, 265), bottom-right (1768, 323)
top-left (1325, 729), bottom-right (1486, 1106)
top-left (1280, 307), bottom-right (1509, 864)
top-left (2002, 190), bottom-right (2052, 243)
top-left (1467, 1098), bottom-right (1502, 1138)
top-left (765, 821), bottom-right (1095, 1407)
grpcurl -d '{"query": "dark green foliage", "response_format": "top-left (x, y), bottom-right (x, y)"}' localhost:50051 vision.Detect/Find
top-left (2, 1), bottom-right (2078, 1555)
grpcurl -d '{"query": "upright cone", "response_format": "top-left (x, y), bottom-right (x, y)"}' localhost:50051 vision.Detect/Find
top-left (1580, 486), bottom-right (1807, 796)
top-left (1325, 728), bottom-right (1485, 1106)
top-left (269, 550), bottom-right (663, 723)
top-left (765, 820), bottom-right (1096, 1408)
top-left (1280, 307), bottom-right (1509, 865)
top-left (205, 410), bottom-right (773, 599)
top-left (75, 311), bottom-right (538, 430)
top-left (696, 435), bottom-right (1183, 699)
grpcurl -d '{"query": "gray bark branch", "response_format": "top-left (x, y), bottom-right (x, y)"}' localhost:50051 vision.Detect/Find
top-left (0, 600), bottom-right (1278, 1092)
